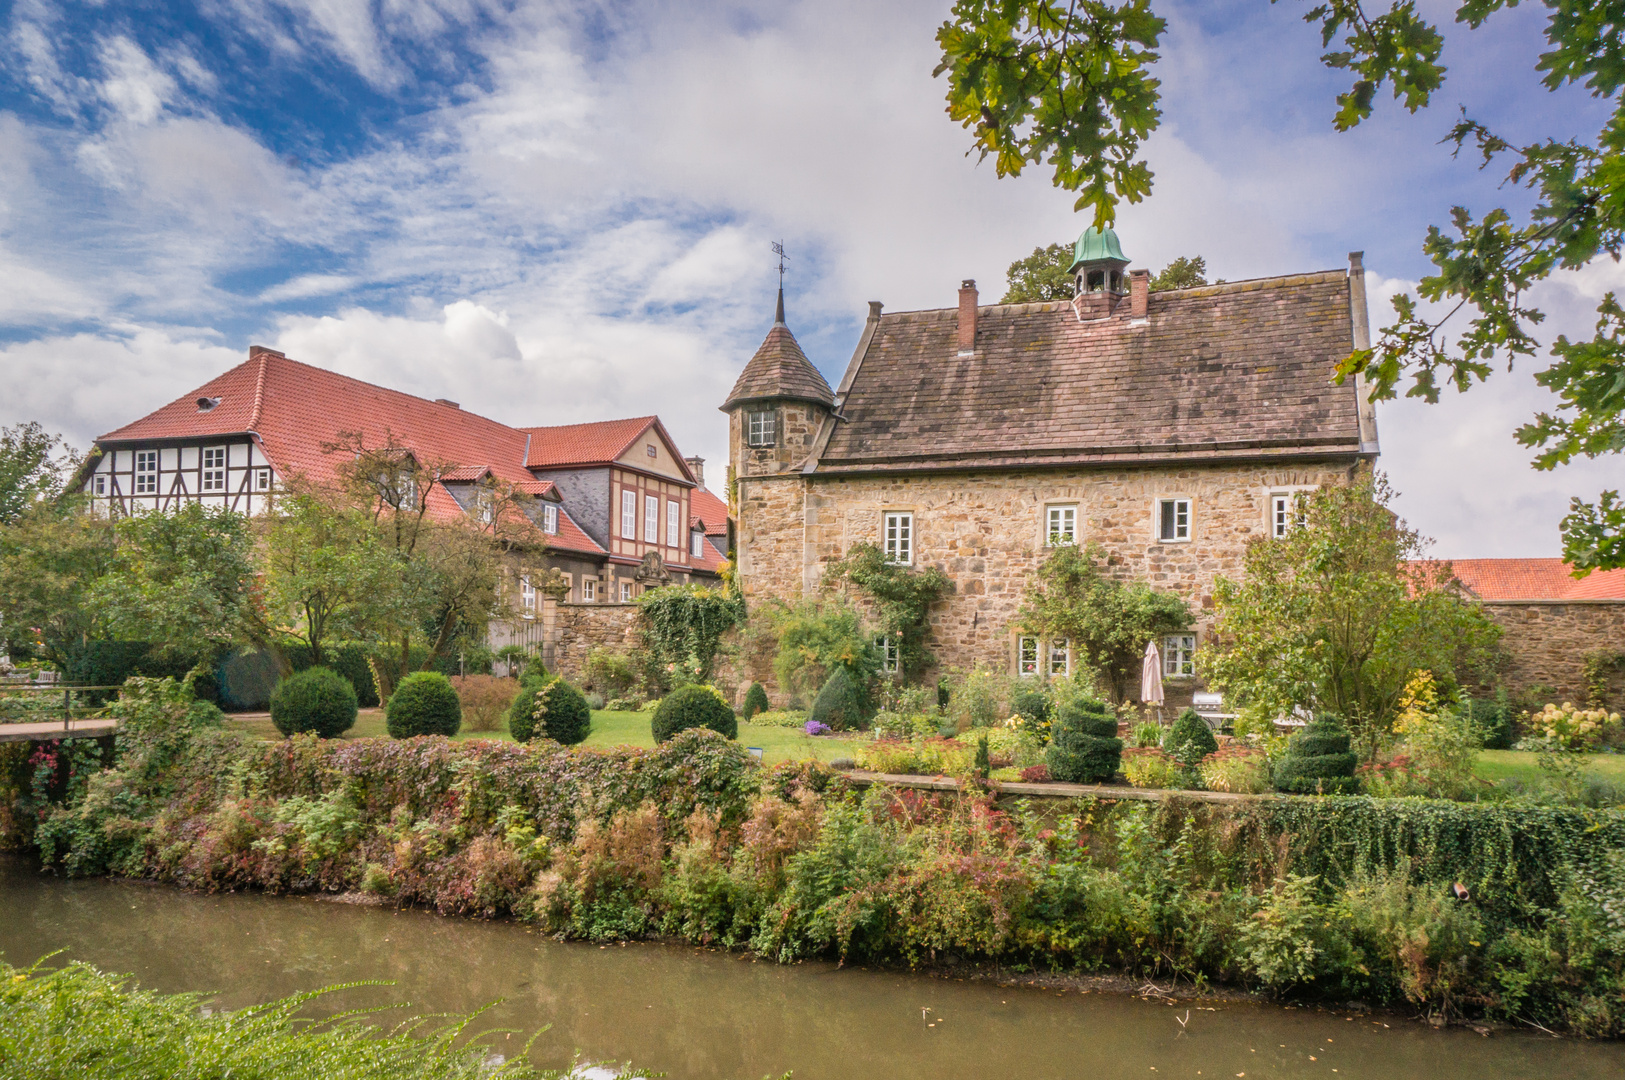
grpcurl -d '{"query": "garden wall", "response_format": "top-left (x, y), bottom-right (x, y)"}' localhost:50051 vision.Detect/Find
top-left (1482, 600), bottom-right (1625, 707)
top-left (545, 600), bottom-right (641, 684)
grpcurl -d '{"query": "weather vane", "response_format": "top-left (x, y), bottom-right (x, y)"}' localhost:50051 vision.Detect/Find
top-left (772, 240), bottom-right (789, 289)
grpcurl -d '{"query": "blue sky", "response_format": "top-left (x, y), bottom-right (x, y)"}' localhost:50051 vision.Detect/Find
top-left (0, 0), bottom-right (1617, 556)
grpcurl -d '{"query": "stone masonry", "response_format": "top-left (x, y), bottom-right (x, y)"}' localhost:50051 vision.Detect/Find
top-left (1480, 601), bottom-right (1625, 708)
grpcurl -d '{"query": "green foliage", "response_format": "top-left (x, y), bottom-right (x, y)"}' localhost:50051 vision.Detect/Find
top-left (0, 505), bottom-right (115, 666)
top-left (1275, 715), bottom-right (1360, 795)
top-left (1149, 255), bottom-right (1210, 291)
top-left (1044, 696), bottom-right (1121, 783)
top-left (385, 672), bottom-right (462, 738)
top-left (1008, 680), bottom-right (1051, 729)
top-left (636, 584), bottom-right (744, 683)
top-left (1464, 693), bottom-right (1516, 750)
top-left (1235, 874), bottom-right (1359, 994)
top-left (742, 682), bottom-right (770, 720)
top-left (1201, 476), bottom-right (1501, 761)
top-left (999, 242), bottom-right (1075, 303)
top-left (760, 598), bottom-right (880, 707)
top-left (269, 667), bottom-right (358, 738)
top-left (510, 679), bottom-right (591, 746)
top-left (652, 684), bottom-right (738, 743)
top-left (0, 421), bottom-right (74, 525)
top-left (934, 0), bottom-right (1166, 224)
top-left (582, 647), bottom-right (637, 697)
top-left (1018, 542), bottom-right (1192, 700)
top-left (973, 734), bottom-right (991, 779)
top-left (823, 542), bottom-right (951, 682)
top-left (1162, 707), bottom-right (1217, 765)
top-left (809, 667), bottom-right (865, 732)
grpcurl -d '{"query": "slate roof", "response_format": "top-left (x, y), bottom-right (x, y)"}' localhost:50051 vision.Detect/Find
top-left (723, 324), bottom-right (834, 409)
top-left (1414, 559), bottom-right (1625, 601)
top-left (815, 271), bottom-right (1367, 474)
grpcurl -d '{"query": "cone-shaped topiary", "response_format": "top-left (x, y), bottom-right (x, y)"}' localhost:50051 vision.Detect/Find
top-left (385, 671), bottom-right (462, 738)
top-left (651, 684), bottom-right (737, 743)
top-left (1044, 698), bottom-right (1122, 783)
top-left (1273, 713), bottom-right (1359, 794)
top-left (809, 667), bottom-right (864, 732)
top-left (269, 666), bottom-right (357, 738)
top-left (509, 677), bottom-right (592, 745)
top-left (1162, 707), bottom-right (1219, 765)
top-left (742, 682), bottom-right (770, 721)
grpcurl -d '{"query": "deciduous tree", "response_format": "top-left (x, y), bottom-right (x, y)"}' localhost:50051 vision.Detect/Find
top-left (0, 422), bottom-right (76, 525)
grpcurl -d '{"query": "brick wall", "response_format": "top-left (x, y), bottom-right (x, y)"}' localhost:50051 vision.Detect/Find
top-left (1481, 601), bottom-right (1625, 707)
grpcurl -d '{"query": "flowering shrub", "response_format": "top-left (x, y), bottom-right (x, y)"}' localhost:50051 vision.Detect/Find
top-left (1524, 702), bottom-right (1623, 751)
top-left (1197, 746), bottom-right (1271, 794)
top-left (1121, 748), bottom-right (1181, 789)
top-left (804, 720), bottom-right (832, 736)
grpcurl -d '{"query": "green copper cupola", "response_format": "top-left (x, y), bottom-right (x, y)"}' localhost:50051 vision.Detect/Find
top-left (1067, 226), bottom-right (1129, 295)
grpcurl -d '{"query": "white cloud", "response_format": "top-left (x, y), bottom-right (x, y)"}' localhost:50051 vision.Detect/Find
top-left (95, 36), bottom-right (179, 125)
top-left (259, 273), bottom-right (357, 303)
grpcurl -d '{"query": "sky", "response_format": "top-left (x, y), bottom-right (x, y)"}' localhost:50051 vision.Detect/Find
top-left (0, 0), bottom-right (1618, 557)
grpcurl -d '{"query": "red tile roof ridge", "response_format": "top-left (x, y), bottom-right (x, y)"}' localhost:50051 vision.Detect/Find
top-left (1409, 557), bottom-right (1625, 601)
top-left (248, 352), bottom-right (269, 431)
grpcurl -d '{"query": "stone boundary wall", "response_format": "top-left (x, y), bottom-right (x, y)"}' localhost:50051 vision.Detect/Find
top-left (1482, 600), bottom-right (1625, 707)
top-left (545, 601), bottom-right (641, 685)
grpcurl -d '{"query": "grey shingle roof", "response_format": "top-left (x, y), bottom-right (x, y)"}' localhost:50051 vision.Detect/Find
top-left (816, 270), bottom-right (1365, 474)
top-left (723, 324), bottom-right (835, 409)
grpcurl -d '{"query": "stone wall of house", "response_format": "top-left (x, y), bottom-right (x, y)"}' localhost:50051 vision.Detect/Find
top-left (1481, 601), bottom-right (1625, 708)
top-left (734, 458), bottom-right (1364, 701)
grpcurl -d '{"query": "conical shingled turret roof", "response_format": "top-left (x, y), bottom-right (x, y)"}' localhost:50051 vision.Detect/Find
top-left (722, 295), bottom-right (834, 410)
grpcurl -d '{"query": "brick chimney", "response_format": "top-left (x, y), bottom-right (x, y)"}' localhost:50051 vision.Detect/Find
top-left (685, 455), bottom-right (705, 487)
top-left (248, 345), bottom-right (285, 359)
top-left (957, 279), bottom-right (977, 354)
top-left (1129, 269), bottom-right (1150, 321)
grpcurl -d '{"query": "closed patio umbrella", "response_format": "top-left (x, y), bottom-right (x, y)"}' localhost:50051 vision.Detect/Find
top-left (1140, 639), bottom-right (1164, 721)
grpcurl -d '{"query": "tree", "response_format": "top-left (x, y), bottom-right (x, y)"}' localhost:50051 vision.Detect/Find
top-left (937, 2), bottom-right (1625, 569)
top-left (0, 422), bottom-right (75, 525)
top-left (1017, 542), bottom-right (1192, 701)
top-left (1150, 255), bottom-right (1208, 291)
top-left (1198, 475), bottom-right (1501, 762)
top-left (0, 504), bottom-right (115, 666)
top-left (1001, 242), bottom-right (1076, 302)
top-left (823, 542), bottom-right (951, 682)
top-left (262, 489), bottom-right (397, 669)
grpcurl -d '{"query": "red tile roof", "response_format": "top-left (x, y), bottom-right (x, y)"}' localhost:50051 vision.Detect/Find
top-left (1413, 558), bottom-right (1625, 601)
top-left (690, 486), bottom-right (730, 536)
top-left (520, 416), bottom-right (697, 483)
top-left (546, 504), bottom-right (607, 556)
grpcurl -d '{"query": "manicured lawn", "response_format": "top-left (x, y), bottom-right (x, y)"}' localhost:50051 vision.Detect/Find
top-left (1474, 749), bottom-right (1625, 786)
top-left (226, 707), bottom-right (856, 765)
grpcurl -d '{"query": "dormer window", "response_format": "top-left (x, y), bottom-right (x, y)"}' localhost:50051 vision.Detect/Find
top-left (746, 409), bottom-right (776, 448)
top-left (542, 503), bottom-right (558, 535)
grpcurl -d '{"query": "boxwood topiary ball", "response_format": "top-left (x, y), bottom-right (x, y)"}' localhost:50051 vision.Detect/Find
top-left (510, 678), bottom-right (592, 745)
top-left (269, 666), bottom-right (358, 738)
top-left (1163, 707), bottom-right (1218, 765)
top-left (386, 672), bottom-right (462, 738)
top-left (652, 684), bottom-right (738, 743)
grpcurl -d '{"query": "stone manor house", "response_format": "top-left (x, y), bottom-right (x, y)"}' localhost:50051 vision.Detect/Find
top-left (724, 229), bottom-right (1383, 708)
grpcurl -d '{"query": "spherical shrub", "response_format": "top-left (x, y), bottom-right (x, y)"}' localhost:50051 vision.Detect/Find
top-left (510, 678), bottom-right (592, 745)
top-left (1274, 713), bottom-right (1359, 794)
top-left (385, 671), bottom-right (462, 738)
top-left (1009, 683), bottom-right (1052, 727)
top-left (270, 666), bottom-right (358, 738)
top-left (652, 684), bottom-right (737, 743)
top-left (1162, 707), bottom-right (1219, 765)
top-left (809, 667), bottom-right (864, 732)
top-left (1045, 698), bottom-right (1122, 783)
top-left (742, 682), bottom-right (771, 721)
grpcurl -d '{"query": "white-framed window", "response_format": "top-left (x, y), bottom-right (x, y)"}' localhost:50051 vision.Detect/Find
top-left (1048, 639), bottom-right (1070, 677)
top-left (620, 581), bottom-right (634, 603)
top-left (134, 450), bottom-right (158, 494)
top-left (1271, 491), bottom-right (1308, 538)
top-left (1164, 634), bottom-right (1196, 677)
top-left (646, 443), bottom-right (657, 458)
top-left (581, 578), bottom-right (597, 602)
top-left (877, 636), bottom-right (900, 675)
top-left (93, 474), bottom-right (106, 496)
top-left (883, 511), bottom-right (913, 565)
top-left (1158, 498), bottom-right (1191, 542)
top-left (201, 446), bottom-right (226, 491)
top-left (746, 410), bottom-right (776, 448)
top-left (644, 494), bottom-right (659, 542)
top-left (542, 503), bottom-right (559, 535)
top-left (621, 489), bottom-right (637, 539)
top-left (1046, 504), bottom-right (1077, 546)
top-left (473, 491), bottom-right (496, 525)
top-left (666, 500), bottom-right (680, 547)
top-left (691, 531), bottom-right (705, 557)
top-left (254, 467), bottom-right (272, 491)
top-left (1017, 636), bottom-right (1040, 676)
top-left (520, 574), bottom-right (536, 613)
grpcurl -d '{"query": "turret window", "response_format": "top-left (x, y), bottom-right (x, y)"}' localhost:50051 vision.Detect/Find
top-left (746, 410), bottom-right (777, 448)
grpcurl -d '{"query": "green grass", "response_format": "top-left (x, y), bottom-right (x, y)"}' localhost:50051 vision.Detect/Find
top-left (1474, 749), bottom-right (1625, 786)
top-left (226, 708), bottom-right (856, 765)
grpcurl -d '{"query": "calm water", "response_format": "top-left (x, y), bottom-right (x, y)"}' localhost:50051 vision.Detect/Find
top-left (2, 856), bottom-right (1620, 1079)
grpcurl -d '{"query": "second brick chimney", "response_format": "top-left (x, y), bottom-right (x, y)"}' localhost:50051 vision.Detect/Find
top-left (685, 455), bottom-right (705, 487)
top-left (957, 279), bottom-right (978, 354)
top-left (1129, 269), bottom-right (1150, 321)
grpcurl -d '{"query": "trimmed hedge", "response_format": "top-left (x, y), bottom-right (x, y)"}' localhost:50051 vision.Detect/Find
top-left (385, 673), bottom-right (462, 738)
top-left (1045, 698), bottom-right (1122, 783)
top-left (652, 685), bottom-right (737, 743)
top-left (809, 668), bottom-right (864, 732)
top-left (1274, 714), bottom-right (1359, 794)
top-left (1163, 707), bottom-right (1218, 765)
top-left (510, 678), bottom-right (592, 745)
top-left (269, 667), bottom-right (357, 738)
top-left (742, 682), bottom-right (770, 721)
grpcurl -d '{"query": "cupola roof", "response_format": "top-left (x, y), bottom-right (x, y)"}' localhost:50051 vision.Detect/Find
top-left (1066, 226), bottom-right (1129, 274)
top-left (722, 292), bottom-right (835, 410)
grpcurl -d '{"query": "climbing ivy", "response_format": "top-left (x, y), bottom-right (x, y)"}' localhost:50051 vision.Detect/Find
top-left (635, 584), bottom-right (744, 683)
top-left (823, 543), bottom-right (951, 682)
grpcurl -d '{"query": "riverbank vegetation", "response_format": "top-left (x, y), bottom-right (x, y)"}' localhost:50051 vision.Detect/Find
top-left (5, 678), bottom-right (1623, 1036)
